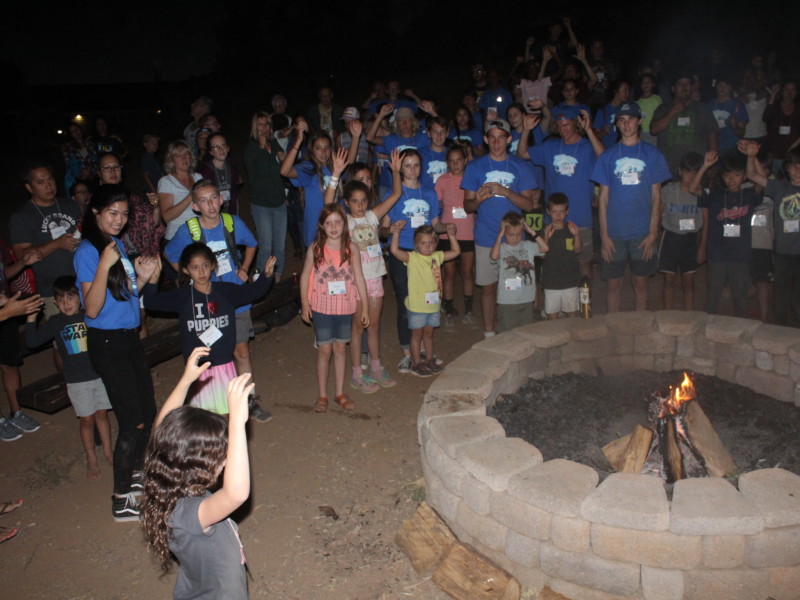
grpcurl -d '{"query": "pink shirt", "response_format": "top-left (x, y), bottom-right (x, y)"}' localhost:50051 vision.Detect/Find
top-left (435, 172), bottom-right (475, 241)
top-left (308, 244), bottom-right (358, 315)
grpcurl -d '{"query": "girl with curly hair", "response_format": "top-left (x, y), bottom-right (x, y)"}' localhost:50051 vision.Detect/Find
top-left (140, 346), bottom-right (253, 599)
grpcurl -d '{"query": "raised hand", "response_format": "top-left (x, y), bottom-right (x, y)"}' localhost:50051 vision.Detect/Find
top-left (332, 147), bottom-right (349, 177)
top-left (99, 240), bottom-right (121, 271)
top-left (227, 373), bottom-right (255, 428)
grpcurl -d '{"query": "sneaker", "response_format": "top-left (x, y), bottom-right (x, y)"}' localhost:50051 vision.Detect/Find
top-left (444, 314), bottom-right (455, 328)
top-left (248, 396), bottom-right (274, 423)
top-left (420, 350), bottom-right (444, 367)
top-left (111, 493), bottom-right (140, 522)
top-left (370, 367), bottom-right (398, 388)
top-left (9, 410), bottom-right (40, 433)
top-left (0, 418), bottom-right (22, 442)
top-left (462, 312), bottom-right (478, 328)
top-left (130, 471), bottom-right (144, 496)
top-left (397, 355), bottom-right (413, 374)
top-left (411, 362), bottom-right (434, 377)
top-left (360, 352), bottom-right (369, 371)
top-left (448, 304), bottom-right (460, 317)
top-left (425, 360), bottom-right (443, 375)
top-left (350, 374), bottom-right (380, 394)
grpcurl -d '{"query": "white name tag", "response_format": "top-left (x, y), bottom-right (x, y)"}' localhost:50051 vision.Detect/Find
top-left (328, 280), bottom-right (346, 295)
top-left (505, 277), bottom-right (523, 291)
top-left (677, 117), bottom-right (691, 127)
top-left (723, 224), bottom-right (741, 237)
top-left (199, 324), bottom-right (223, 347)
top-left (751, 214), bottom-right (767, 227)
top-left (424, 291), bottom-right (440, 304)
top-left (784, 219), bottom-right (800, 233)
top-left (559, 163), bottom-right (575, 176)
top-left (679, 219), bottom-right (696, 231)
top-left (221, 190), bottom-right (231, 201)
top-left (779, 125), bottom-right (791, 136)
top-left (411, 214), bottom-right (426, 228)
top-left (50, 225), bottom-right (68, 240)
top-left (366, 244), bottom-right (382, 258)
top-left (451, 207), bottom-right (467, 219)
top-left (216, 255), bottom-right (233, 276)
top-left (621, 171), bottom-right (640, 186)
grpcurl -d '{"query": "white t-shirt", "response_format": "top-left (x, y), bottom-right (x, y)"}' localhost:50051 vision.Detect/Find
top-left (347, 211), bottom-right (387, 280)
top-left (159, 173), bottom-right (203, 239)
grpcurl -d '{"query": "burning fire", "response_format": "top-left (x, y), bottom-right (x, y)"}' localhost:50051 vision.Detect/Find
top-left (663, 372), bottom-right (695, 415)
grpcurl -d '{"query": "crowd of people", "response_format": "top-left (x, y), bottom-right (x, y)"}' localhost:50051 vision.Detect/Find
top-left (1, 19), bottom-right (799, 598)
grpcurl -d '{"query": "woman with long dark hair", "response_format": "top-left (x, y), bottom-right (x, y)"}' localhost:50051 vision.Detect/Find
top-left (74, 184), bottom-right (160, 522)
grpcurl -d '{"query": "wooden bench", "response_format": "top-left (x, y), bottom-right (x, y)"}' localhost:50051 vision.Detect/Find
top-left (18, 281), bottom-right (299, 414)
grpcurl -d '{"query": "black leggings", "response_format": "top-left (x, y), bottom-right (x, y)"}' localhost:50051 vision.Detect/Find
top-left (88, 328), bottom-right (155, 495)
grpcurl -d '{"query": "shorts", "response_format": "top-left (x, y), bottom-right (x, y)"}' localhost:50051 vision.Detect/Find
top-left (496, 303), bottom-right (534, 333)
top-left (475, 245), bottom-right (500, 286)
top-left (312, 311), bottom-right (352, 344)
top-left (407, 308), bottom-right (441, 330)
top-left (658, 230), bottom-right (699, 275)
top-left (576, 227), bottom-right (593, 263)
top-left (601, 236), bottom-right (658, 280)
top-left (235, 309), bottom-right (254, 344)
top-left (544, 287), bottom-right (580, 315)
top-left (66, 378), bottom-right (112, 418)
top-left (189, 360), bottom-right (237, 415)
top-left (751, 248), bottom-right (774, 283)
top-left (365, 276), bottom-right (384, 299)
top-left (0, 315), bottom-right (22, 367)
top-left (437, 239), bottom-right (475, 253)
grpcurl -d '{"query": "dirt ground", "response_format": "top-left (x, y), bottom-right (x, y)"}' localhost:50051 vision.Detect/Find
top-left (1, 256), bottom-right (759, 599)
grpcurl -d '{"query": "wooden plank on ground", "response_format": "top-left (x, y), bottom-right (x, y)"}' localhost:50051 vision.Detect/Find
top-left (395, 501), bottom-right (456, 575)
top-left (432, 541), bottom-right (521, 600)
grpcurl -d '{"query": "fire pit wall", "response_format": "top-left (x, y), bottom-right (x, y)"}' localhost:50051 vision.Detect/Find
top-left (418, 311), bottom-right (800, 600)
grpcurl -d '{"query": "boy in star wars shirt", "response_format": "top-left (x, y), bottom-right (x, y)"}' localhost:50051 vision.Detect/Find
top-left (699, 152), bottom-right (759, 317)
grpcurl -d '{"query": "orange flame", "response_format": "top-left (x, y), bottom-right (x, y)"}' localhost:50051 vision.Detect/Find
top-left (665, 372), bottom-right (695, 415)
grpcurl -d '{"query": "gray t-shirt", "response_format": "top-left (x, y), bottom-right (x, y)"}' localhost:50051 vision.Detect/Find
top-left (9, 199), bottom-right (81, 297)
top-left (660, 182), bottom-right (703, 234)
top-left (652, 102), bottom-right (716, 177)
top-left (766, 179), bottom-right (800, 255)
top-left (169, 495), bottom-right (248, 600)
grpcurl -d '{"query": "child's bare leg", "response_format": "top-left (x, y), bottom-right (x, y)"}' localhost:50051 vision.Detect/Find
top-left (606, 277), bottom-right (623, 313)
top-left (317, 344), bottom-right (333, 398)
top-left (756, 281), bottom-right (772, 322)
top-left (410, 329), bottom-right (423, 365)
top-left (682, 272), bottom-right (695, 311)
top-left (332, 342), bottom-right (347, 396)
top-left (79, 414), bottom-right (100, 479)
top-left (349, 299), bottom-right (365, 373)
top-left (461, 252), bottom-right (475, 297)
top-left (443, 260), bottom-right (457, 304)
top-left (367, 296), bottom-right (383, 364)
top-left (663, 273), bottom-right (677, 309)
top-left (422, 327), bottom-right (435, 361)
top-left (94, 409), bottom-right (113, 464)
top-left (565, 311), bottom-right (578, 317)
top-left (633, 276), bottom-right (649, 311)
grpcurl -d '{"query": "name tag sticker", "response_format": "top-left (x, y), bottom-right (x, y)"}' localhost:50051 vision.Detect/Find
top-left (216, 256), bottom-right (233, 276)
top-left (559, 163), bottom-right (575, 176)
top-left (679, 219), bottom-right (696, 231)
top-left (784, 220), bottom-right (800, 233)
top-left (751, 214), bottom-right (767, 227)
top-left (199, 325), bottom-right (223, 347)
top-left (505, 277), bottom-right (523, 291)
top-left (677, 117), bottom-right (691, 127)
top-left (50, 225), bottom-right (68, 239)
top-left (366, 244), bottom-right (382, 258)
top-left (425, 291), bottom-right (440, 304)
top-left (451, 207), bottom-right (467, 219)
top-left (779, 125), bottom-right (792, 136)
top-left (411, 214), bottom-right (426, 228)
top-left (723, 224), bottom-right (741, 237)
top-left (328, 280), bottom-right (346, 295)
top-left (621, 171), bottom-right (640, 186)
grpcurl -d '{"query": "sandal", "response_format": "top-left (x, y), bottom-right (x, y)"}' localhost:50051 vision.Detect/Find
top-left (314, 397), bottom-right (329, 414)
top-left (0, 500), bottom-right (22, 517)
top-left (0, 526), bottom-right (18, 544)
top-left (335, 394), bottom-right (356, 412)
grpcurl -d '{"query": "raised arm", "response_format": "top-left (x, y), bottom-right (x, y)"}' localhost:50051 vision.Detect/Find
top-left (516, 113), bottom-right (541, 160)
top-left (441, 223), bottom-right (461, 261)
top-left (579, 110), bottom-right (605, 156)
top-left (81, 241), bottom-right (121, 319)
top-left (323, 147), bottom-right (350, 205)
top-left (689, 151), bottom-right (718, 196)
top-left (490, 225), bottom-right (505, 261)
top-left (197, 373), bottom-right (254, 529)
top-left (739, 140), bottom-right (768, 189)
top-left (366, 104), bottom-right (394, 147)
top-left (280, 119), bottom-right (307, 179)
top-left (388, 220), bottom-right (410, 263)
top-left (373, 149), bottom-right (404, 220)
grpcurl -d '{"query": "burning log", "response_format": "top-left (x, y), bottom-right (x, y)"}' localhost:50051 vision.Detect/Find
top-left (605, 373), bottom-right (736, 484)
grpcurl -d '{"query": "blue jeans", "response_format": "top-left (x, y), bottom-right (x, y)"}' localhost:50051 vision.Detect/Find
top-left (251, 204), bottom-right (287, 277)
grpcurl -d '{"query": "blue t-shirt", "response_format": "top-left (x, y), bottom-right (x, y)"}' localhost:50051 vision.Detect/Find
top-left (164, 215), bottom-right (259, 314)
top-left (420, 147), bottom-right (448, 191)
top-left (528, 138), bottom-right (597, 228)
top-left (291, 161), bottom-right (332, 247)
top-left (591, 141), bottom-right (672, 240)
top-left (593, 103), bottom-right (622, 148)
top-left (708, 98), bottom-right (749, 150)
top-left (375, 132), bottom-right (431, 189)
top-left (461, 154), bottom-right (539, 247)
top-left (74, 237), bottom-right (140, 330)
top-left (385, 184), bottom-right (441, 249)
top-left (449, 127), bottom-right (483, 148)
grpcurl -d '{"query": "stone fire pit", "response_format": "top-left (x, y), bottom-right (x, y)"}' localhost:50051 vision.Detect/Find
top-left (418, 311), bottom-right (800, 600)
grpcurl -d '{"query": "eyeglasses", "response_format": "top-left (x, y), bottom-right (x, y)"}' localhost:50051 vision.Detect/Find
top-left (211, 143), bottom-right (228, 150)
top-left (101, 164), bottom-right (122, 172)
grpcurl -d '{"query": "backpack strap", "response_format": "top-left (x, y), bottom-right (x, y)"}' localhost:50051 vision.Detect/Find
top-left (221, 213), bottom-right (240, 269)
top-left (186, 217), bottom-right (204, 243)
